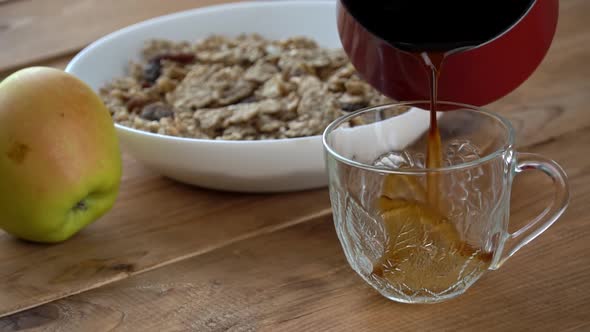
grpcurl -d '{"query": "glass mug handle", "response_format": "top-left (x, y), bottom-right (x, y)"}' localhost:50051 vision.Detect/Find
top-left (492, 152), bottom-right (570, 269)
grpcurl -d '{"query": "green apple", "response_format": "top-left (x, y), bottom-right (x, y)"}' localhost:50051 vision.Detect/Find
top-left (0, 67), bottom-right (122, 243)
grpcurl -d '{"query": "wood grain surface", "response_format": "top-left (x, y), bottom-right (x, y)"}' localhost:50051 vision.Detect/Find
top-left (4, 103), bottom-right (590, 332)
top-left (0, 152), bottom-right (331, 317)
top-left (3, 120), bottom-right (590, 331)
top-left (0, 0), bottom-right (589, 331)
top-left (0, 0), bottom-right (244, 72)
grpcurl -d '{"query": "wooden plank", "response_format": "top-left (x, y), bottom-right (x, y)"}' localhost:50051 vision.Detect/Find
top-left (0, 149), bottom-right (332, 317)
top-left (3, 127), bottom-right (587, 331)
top-left (0, 0), bottom-right (244, 72)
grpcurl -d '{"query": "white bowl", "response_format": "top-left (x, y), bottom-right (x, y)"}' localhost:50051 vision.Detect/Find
top-left (66, 0), bottom-right (429, 193)
top-left (67, 1), bottom-right (341, 193)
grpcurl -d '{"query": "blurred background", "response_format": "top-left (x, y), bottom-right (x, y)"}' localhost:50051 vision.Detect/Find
top-left (1, 0), bottom-right (326, 77)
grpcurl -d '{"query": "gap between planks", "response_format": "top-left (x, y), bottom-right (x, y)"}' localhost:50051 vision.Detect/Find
top-left (0, 207), bottom-right (332, 319)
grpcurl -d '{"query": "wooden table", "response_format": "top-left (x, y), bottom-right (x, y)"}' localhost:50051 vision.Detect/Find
top-left (1, 0), bottom-right (589, 331)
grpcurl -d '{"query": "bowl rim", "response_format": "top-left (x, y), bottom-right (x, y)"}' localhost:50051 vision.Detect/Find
top-left (65, 0), bottom-right (339, 145)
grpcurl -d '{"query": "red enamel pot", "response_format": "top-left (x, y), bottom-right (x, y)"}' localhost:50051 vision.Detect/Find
top-left (337, 0), bottom-right (559, 109)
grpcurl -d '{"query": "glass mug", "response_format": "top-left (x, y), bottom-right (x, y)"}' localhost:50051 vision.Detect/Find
top-left (322, 102), bottom-right (569, 303)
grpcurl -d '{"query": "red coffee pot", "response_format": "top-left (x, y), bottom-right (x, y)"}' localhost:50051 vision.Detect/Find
top-left (337, 0), bottom-right (559, 108)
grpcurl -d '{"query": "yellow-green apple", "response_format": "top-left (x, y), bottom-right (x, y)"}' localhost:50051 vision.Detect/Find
top-left (0, 67), bottom-right (122, 243)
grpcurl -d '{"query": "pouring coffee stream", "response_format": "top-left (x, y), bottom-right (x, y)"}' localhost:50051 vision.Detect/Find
top-left (336, 0), bottom-right (558, 293)
top-left (367, 50), bottom-right (496, 290)
top-left (422, 52), bottom-right (444, 209)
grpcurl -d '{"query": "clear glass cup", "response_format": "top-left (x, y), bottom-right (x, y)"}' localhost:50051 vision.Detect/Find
top-left (322, 102), bottom-right (569, 304)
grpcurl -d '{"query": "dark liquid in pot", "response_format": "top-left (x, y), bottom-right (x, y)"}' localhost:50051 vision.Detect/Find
top-left (340, 0), bottom-right (534, 52)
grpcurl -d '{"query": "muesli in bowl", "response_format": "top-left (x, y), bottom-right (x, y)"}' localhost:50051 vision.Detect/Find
top-left (99, 34), bottom-right (390, 141)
